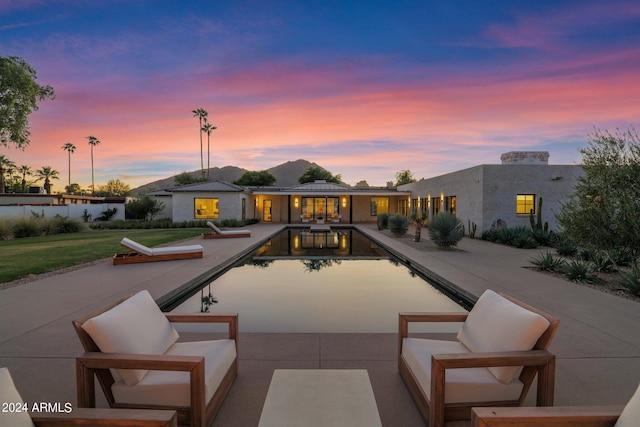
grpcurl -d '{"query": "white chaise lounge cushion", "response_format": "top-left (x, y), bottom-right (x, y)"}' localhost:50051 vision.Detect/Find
top-left (0, 368), bottom-right (35, 427)
top-left (81, 290), bottom-right (179, 386)
top-left (206, 221), bottom-right (250, 235)
top-left (401, 338), bottom-right (523, 403)
top-left (121, 237), bottom-right (203, 256)
top-left (112, 339), bottom-right (236, 407)
top-left (615, 382), bottom-right (640, 427)
top-left (457, 290), bottom-right (550, 384)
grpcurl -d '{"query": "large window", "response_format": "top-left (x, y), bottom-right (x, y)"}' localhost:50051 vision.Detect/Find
top-left (370, 197), bottom-right (389, 216)
top-left (445, 196), bottom-right (457, 215)
top-left (195, 198), bottom-right (219, 219)
top-left (301, 197), bottom-right (339, 221)
top-left (516, 194), bottom-right (535, 214)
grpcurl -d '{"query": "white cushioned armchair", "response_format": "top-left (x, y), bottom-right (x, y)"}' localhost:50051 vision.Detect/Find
top-left (398, 290), bottom-right (560, 427)
top-left (72, 290), bottom-right (238, 427)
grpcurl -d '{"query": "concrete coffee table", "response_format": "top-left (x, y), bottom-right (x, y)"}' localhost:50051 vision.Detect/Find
top-left (258, 369), bottom-right (382, 427)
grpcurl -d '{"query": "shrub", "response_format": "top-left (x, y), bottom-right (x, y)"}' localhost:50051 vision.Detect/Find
top-left (531, 252), bottom-right (565, 272)
top-left (610, 248), bottom-right (634, 267)
top-left (95, 207), bottom-right (118, 221)
top-left (0, 220), bottom-right (12, 240)
top-left (389, 214), bottom-right (409, 237)
top-left (530, 228), bottom-right (552, 246)
top-left (562, 260), bottom-right (601, 284)
top-left (12, 217), bottom-right (42, 238)
top-left (514, 235), bottom-right (539, 249)
top-left (51, 215), bottom-right (82, 234)
top-left (618, 265), bottom-right (640, 296)
top-left (481, 229), bottom-right (499, 242)
top-left (429, 212), bottom-right (463, 248)
top-left (589, 251), bottom-right (617, 273)
top-left (376, 213), bottom-right (389, 230)
top-left (556, 240), bottom-right (578, 257)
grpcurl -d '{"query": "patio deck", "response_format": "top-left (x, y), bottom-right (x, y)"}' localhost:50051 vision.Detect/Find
top-left (1, 223), bottom-right (639, 426)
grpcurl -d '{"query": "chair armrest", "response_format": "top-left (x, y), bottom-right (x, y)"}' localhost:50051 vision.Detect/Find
top-left (431, 350), bottom-right (557, 408)
top-left (165, 313), bottom-right (238, 341)
top-left (76, 352), bottom-right (205, 410)
top-left (471, 405), bottom-right (624, 427)
top-left (433, 349), bottom-right (555, 370)
top-left (32, 408), bottom-right (178, 427)
top-left (398, 312), bottom-right (468, 338)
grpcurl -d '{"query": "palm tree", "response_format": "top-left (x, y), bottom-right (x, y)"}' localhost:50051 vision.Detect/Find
top-left (62, 142), bottom-right (76, 193)
top-left (86, 135), bottom-right (100, 194)
top-left (17, 165), bottom-right (32, 193)
top-left (34, 166), bottom-right (60, 194)
top-left (202, 122), bottom-right (217, 179)
top-left (0, 155), bottom-right (16, 193)
top-left (192, 108), bottom-right (208, 177)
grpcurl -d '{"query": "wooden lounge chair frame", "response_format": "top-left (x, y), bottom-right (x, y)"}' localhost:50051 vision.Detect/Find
top-left (113, 238), bottom-right (204, 265)
top-left (72, 293), bottom-right (238, 427)
top-left (398, 292), bottom-right (560, 427)
top-left (471, 405), bottom-right (625, 427)
top-left (31, 408), bottom-right (178, 426)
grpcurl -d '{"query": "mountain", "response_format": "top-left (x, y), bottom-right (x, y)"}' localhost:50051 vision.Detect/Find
top-left (131, 159), bottom-right (322, 195)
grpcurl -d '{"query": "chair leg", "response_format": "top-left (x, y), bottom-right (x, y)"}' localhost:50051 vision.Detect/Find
top-left (536, 355), bottom-right (556, 406)
top-left (76, 359), bottom-right (95, 408)
top-left (430, 358), bottom-right (446, 427)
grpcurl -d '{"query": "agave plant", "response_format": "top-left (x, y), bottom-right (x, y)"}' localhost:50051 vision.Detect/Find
top-left (428, 212), bottom-right (463, 248)
top-left (618, 265), bottom-right (640, 297)
top-left (530, 252), bottom-right (565, 272)
top-left (389, 214), bottom-right (409, 237)
top-left (562, 260), bottom-right (601, 284)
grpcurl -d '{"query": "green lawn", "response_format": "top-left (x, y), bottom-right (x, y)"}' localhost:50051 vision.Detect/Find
top-left (0, 228), bottom-right (207, 283)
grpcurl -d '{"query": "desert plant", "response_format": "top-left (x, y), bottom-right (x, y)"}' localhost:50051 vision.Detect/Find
top-left (514, 235), bottom-right (539, 249)
top-left (610, 248), bottom-right (634, 267)
top-left (51, 215), bottom-right (82, 234)
top-left (429, 212), bottom-right (463, 248)
top-left (12, 217), bottom-right (42, 238)
top-left (389, 214), bottom-right (409, 237)
top-left (555, 240), bottom-right (578, 257)
top-left (376, 213), bottom-right (389, 230)
top-left (618, 265), bottom-right (640, 296)
top-left (410, 211), bottom-right (427, 242)
top-left (589, 251), bottom-right (617, 273)
top-left (0, 220), bottom-right (13, 240)
top-left (530, 228), bottom-right (552, 246)
top-left (81, 209), bottom-right (92, 222)
top-left (481, 229), bottom-right (499, 242)
top-left (467, 220), bottom-right (477, 239)
top-left (95, 207), bottom-right (118, 221)
top-left (562, 260), bottom-right (601, 284)
top-left (530, 252), bottom-right (566, 272)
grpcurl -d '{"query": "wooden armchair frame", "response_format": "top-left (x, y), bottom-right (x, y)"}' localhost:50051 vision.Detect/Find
top-left (72, 294), bottom-right (238, 427)
top-left (471, 405), bottom-right (625, 427)
top-left (30, 408), bottom-right (178, 426)
top-left (398, 292), bottom-right (560, 427)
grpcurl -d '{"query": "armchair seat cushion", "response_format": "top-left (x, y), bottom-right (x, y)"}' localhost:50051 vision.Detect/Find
top-left (402, 338), bottom-right (523, 404)
top-left (112, 339), bottom-right (236, 407)
top-left (0, 368), bottom-right (35, 427)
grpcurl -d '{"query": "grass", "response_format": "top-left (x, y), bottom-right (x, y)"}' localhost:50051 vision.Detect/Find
top-left (0, 228), bottom-right (207, 283)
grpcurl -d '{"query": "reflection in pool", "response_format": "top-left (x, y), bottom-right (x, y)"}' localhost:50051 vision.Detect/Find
top-left (172, 228), bottom-right (467, 333)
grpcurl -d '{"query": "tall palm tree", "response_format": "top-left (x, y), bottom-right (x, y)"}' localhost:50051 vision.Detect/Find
top-left (202, 122), bottom-right (217, 179)
top-left (86, 135), bottom-right (100, 194)
top-left (17, 165), bottom-right (32, 193)
top-left (0, 155), bottom-right (16, 193)
top-left (62, 142), bottom-right (76, 193)
top-left (34, 166), bottom-right (59, 194)
top-left (192, 108), bottom-right (208, 177)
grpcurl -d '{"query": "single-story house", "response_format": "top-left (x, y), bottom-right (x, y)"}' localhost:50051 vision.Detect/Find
top-left (155, 180), bottom-right (412, 224)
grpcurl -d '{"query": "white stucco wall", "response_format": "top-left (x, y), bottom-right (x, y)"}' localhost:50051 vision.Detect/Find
top-left (399, 164), bottom-right (583, 233)
top-left (0, 203), bottom-right (125, 221)
top-left (172, 192), bottom-right (249, 222)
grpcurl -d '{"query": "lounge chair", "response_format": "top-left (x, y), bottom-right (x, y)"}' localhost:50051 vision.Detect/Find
top-left (0, 367), bottom-right (178, 426)
top-left (113, 237), bottom-right (204, 264)
top-left (72, 290), bottom-right (238, 427)
top-left (398, 289), bottom-right (560, 427)
top-left (201, 221), bottom-right (251, 239)
top-left (471, 381), bottom-right (640, 426)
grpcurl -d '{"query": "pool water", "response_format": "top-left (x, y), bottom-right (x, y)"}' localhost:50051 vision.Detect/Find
top-left (171, 229), bottom-right (467, 333)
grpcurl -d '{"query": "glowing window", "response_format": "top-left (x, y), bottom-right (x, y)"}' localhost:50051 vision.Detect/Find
top-left (370, 197), bottom-right (389, 216)
top-left (194, 198), bottom-right (219, 219)
top-left (516, 194), bottom-right (535, 215)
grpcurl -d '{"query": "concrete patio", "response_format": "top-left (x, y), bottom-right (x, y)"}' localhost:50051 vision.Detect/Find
top-left (1, 223), bottom-right (639, 426)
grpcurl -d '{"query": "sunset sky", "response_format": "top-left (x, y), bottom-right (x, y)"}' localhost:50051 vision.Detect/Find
top-left (1, 0), bottom-right (639, 190)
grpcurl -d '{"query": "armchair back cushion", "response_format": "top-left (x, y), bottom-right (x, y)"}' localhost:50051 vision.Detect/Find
top-left (81, 290), bottom-right (179, 386)
top-left (0, 368), bottom-right (35, 427)
top-left (615, 383), bottom-right (640, 427)
top-left (457, 290), bottom-right (550, 384)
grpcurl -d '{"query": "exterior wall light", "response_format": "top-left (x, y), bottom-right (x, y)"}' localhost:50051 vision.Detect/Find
top-left (294, 197), bottom-right (299, 207)
top-left (341, 197), bottom-right (347, 208)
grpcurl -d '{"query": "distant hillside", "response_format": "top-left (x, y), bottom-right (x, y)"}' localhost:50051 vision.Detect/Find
top-left (131, 159), bottom-right (322, 195)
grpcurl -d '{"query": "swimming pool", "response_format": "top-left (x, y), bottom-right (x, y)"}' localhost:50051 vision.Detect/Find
top-left (171, 228), bottom-right (468, 333)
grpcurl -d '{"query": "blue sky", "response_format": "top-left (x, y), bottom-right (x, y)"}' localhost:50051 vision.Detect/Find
top-left (1, 0), bottom-right (639, 189)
